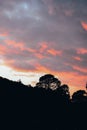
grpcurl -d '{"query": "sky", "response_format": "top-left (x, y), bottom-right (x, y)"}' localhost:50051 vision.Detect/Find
top-left (0, 0), bottom-right (87, 94)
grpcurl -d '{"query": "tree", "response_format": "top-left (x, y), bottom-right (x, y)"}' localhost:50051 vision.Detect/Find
top-left (72, 90), bottom-right (87, 102)
top-left (86, 82), bottom-right (87, 90)
top-left (60, 84), bottom-right (70, 95)
top-left (36, 74), bottom-right (61, 90)
top-left (56, 84), bottom-right (70, 100)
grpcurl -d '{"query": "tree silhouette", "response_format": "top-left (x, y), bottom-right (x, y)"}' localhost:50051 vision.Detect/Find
top-left (58, 84), bottom-right (70, 99)
top-left (86, 82), bottom-right (87, 91)
top-left (36, 74), bottom-right (61, 90)
top-left (72, 90), bottom-right (87, 102)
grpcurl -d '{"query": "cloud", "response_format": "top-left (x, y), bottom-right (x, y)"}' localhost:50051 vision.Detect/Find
top-left (0, 0), bottom-right (87, 93)
top-left (0, 32), bottom-right (8, 37)
top-left (73, 56), bottom-right (82, 61)
top-left (39, 42), bottom-right (48, 53)
top-left (81, 21), bottom-right (87, 31)
top-left (47, 49), bottom-right (62, 56)
top-left (5, 39), bottom-right (25, 51)
top-left (77, 48), bottom-right (87, 54)
top-left (72, 65), bottom-right (87, 74)
top-left (0, 44), bottom-right (7, 54)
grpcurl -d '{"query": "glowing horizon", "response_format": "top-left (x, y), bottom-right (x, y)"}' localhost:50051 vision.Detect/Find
top-left (0, 63), bottom-right (86, 95)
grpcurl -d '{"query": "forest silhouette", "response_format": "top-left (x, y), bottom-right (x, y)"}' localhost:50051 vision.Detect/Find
top-left (0, 74), bottom-right (87, 130)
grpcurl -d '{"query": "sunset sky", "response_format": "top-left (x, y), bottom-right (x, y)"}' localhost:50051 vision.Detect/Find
top-left (0, 0), bottom-right (87, 94)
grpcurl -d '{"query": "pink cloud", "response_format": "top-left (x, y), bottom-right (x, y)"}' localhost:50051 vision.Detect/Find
top-left (81, 21), bottom-right (87, 31)
top-left (73, 65), bottom-right (87, 73)
top-left (73, 56), bottom-right (82, 61)
top-left (47, 49), bottom-right (62, 56)
top-left (35, 53), bottom-right (44, 59)
top-left (39, 42), bottom-right (48, 53)
top-left (77, 48), bottom-right (87, 54)
top-left (0, 32), bottom-right (8, 37)
top-left (0, 44), bottom-right (7, 54)
top-left (5, 39), bottom-right (25, 51)
top-left (27, 48), bottom-right (36, 53)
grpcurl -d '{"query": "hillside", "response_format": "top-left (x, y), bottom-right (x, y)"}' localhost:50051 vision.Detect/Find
top-left (0, 75), bottom-right (87, 130)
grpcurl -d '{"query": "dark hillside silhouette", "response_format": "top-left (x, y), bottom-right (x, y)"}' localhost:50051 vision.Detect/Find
top-left (0, 74), bottom-right (87, 130)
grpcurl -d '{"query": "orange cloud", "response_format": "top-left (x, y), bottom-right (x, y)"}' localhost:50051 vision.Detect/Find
top-left (0, 44), bottom-right (7, 54)
top-left (73, 65), bottom-right (87, 73)
top-left (5, 39), bottom-right (45, 59)
top-left (39, 42), bottom-right (48, 53)
top-left (0, 32), bottom-right (8, 37)
top-left (27, 48), bottom-right (36, 53)
top-left (0, 43), bottom-right (24, 56)
top-left (47, 49), bottom-right (62, 56)
top-left (81, 21), bottom-right (87, 31)
top-left (35, 64), bottom-right (51, 73)
top-left (73, 56), bottom-right (82, 61)
top-left (5, 39), bottom-right (25, 51)
top-left (4, 39), bottom-right (62, 58)
top-left (77, 48), bottom-right (87, 54)
top-left (27, 48), bottom-right (45, 59)
top-left (35, 53), bottom-right (44, 59)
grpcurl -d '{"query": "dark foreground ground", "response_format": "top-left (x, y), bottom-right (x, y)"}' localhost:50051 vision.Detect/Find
top-left (0, 76), bottom-right (87, 130)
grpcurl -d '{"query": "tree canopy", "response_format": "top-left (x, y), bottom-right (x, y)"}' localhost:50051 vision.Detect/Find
top-left (36, 74), bottom-right (61, 90)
